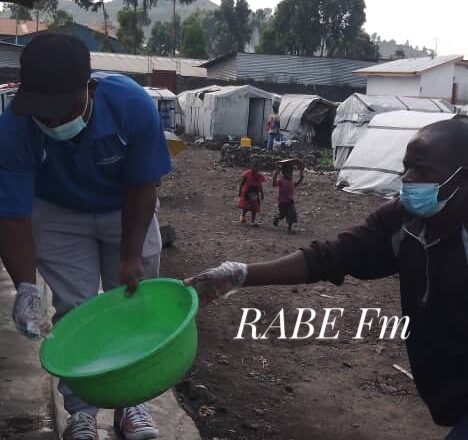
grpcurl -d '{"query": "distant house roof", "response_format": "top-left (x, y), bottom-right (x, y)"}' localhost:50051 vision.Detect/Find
top-left (353, 55), bottom-right (463, 77)
top-left (85, 23), bottom-right (118, 40)
top-left (0, 18), bottom-right (47, 36)
top-left (91, 52), bottom-right (207, 77)
top-left (0, 40), bottom-right (22, 68)
top-left (199, 51), bottom-right (237, 68)
top-left (1, 23), bottom-right (127, 53)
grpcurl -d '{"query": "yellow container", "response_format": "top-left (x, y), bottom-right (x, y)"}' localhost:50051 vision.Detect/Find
top-left (240, 137), bottom-right (252, 148)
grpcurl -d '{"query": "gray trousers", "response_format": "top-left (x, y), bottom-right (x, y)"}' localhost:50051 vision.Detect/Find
top-left (32, 199), bottom-right (162, 416)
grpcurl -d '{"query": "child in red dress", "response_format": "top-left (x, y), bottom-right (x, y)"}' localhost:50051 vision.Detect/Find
top-left (237, 160), bottom-right (265, 226)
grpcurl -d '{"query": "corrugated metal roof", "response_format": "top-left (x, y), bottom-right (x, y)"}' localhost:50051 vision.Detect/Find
top-left (203, 52), bottom-right (376, 87)
top-left (0, 41), bottom-right (22, 68)
top-left (354, 55), bottom-right (463, 77)
top-left (0, 18), bottom-right (47, 36)
top-left (239, 53), bottom-right (373, 87)
top-left (90, 52), bottom-right (207, 77)
top-left (144, 86), bottom-right (176, 100)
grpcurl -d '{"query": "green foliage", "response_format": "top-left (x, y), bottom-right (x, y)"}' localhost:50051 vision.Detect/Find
top-left (48, 9), bottom-right (74, 28)
top-left (394, 49), bottom-right (406, 59)
top-left (204, 0), bottom-right (252, 56)
top-left (9, 4), bottom-right (33, 20)
top-left (316, 148), bottom-right (334, 171)
top-left (30, 0), bottom-right (57, 28)
top-left (117, 7), bottom-right (150, 54)
top-left (148, 16), bottom-right (180, 56)
top-left (257, 0), bottom-right (380, 61)
top-left (180, 12), bottom-right (206, 58)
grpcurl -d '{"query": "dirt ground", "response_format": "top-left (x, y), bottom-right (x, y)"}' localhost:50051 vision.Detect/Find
top-left (159, 146), bottom-right (449, 440)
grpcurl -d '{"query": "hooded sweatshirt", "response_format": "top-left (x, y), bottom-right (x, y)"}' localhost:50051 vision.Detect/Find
top-left (302, 197), bottom-right (468, 426)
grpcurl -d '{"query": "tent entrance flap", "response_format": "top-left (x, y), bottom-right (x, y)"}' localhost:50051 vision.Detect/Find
top-left (248, 98), bottom-right (266, 144)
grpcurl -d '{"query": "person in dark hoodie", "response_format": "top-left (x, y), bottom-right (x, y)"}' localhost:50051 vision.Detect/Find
top-left (185, 117), bottom-right (468, 439)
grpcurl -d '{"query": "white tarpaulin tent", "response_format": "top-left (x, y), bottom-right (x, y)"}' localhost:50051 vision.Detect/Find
top-left (178, 85), bottom-right (273, 143)
top-left (279, 94), bottom-right (338, 147)
top-left (336, 110), bottom-right (456, 197)
top-left (144, 87), bottom-right (177, 133)
top-left (332, 93), bottom-right (454, 170)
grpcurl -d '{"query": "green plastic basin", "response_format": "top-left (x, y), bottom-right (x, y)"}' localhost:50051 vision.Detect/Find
top-left (40, 278), bottom-right (198, 408)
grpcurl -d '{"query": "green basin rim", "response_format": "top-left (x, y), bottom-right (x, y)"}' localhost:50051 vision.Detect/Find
top-left (40, 278), bottom-right (199, 379)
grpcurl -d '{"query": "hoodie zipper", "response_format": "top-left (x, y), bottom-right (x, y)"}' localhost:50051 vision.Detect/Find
top-left (402, 224), bottom-right (440, 308)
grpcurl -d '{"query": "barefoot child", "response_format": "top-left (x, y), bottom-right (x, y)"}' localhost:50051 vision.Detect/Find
top-left (273, 159), bottom-right (304, 234)
top-left (237, 160), bottom-right (265, 226)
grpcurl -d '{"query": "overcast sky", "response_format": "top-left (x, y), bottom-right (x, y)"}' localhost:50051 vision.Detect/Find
top-left (213, 0), bottom-right (468, 57)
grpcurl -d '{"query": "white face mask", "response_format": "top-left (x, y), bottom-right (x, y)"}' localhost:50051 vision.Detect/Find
top-left (34, 85), bottom-right (92, 141)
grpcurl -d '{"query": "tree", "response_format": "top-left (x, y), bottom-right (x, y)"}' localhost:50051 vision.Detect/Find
top-left (205, 0), bottom-right (252, 56)
top-left (331, 30), bottom-right (380, 61)
top-left (9, 4), bottom-right (32, 20)
top-left (257, 0), bottom-right (379, 60)
top-left (148, 16), bottom-right (180, 56)
top-left (257, 0), bottom-right (322, 56)
top-left (117, 7), bottom-right (150, 54)
top-left (180, 12), bottom-right (206, 58)
top-left (31, 0), bottom-right (57, 31)
top-left (394, 49), bottom-right (406, 59)
top-left (68, 0), bottom-right (194, 56)
top-left (48, 9), bottom-right (73, 29)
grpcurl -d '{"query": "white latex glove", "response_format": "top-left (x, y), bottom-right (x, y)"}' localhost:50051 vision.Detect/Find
top-left (12, 282), bottom-right (50, 340)
top-left (184, 261), bottom-right (248, 305)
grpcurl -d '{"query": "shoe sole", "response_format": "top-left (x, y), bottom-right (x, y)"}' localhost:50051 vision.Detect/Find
top-left (113, 422), bottom-right (159, 440)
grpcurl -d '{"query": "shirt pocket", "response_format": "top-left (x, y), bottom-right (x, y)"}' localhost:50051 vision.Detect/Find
top-left (92, 134), bottom-right (127, 180)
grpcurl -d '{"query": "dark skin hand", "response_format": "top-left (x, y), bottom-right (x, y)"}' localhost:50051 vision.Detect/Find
top-left (120, 184), bottom-right (157, 295)
top-left (0, 217), bottom-right (36, 287)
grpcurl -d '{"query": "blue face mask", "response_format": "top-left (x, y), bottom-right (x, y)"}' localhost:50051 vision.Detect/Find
top-left (33, 87), bottom-right (92, 141)
top-left (400, 167), bottom-right (462, 217)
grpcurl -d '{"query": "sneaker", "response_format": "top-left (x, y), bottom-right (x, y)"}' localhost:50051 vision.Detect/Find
top-left (272, 217), bottom-right (279, 227)
top-left (114, 404), bottom-right (159, 440)
top-left (240, 214), bottom-right (246, 224)
top-left (62, 412), bottom-right (99, 440)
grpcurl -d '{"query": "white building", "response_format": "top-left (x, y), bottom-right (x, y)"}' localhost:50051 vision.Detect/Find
top-left (353, 55), bottom-right (468, 104)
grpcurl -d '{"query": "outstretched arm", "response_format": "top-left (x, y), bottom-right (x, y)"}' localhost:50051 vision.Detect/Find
top-left (185, 200), bottom-right (402, 304)
top-left (272, 170), bottom-right (280, 187)
top-left (295, 170), bottom-right (304, 187)
top-left (0, 217), bottom-right (36, 286)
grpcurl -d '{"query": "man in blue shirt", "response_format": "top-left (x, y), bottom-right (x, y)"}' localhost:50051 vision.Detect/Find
top-left (0, 34), bottom-right (171, 440)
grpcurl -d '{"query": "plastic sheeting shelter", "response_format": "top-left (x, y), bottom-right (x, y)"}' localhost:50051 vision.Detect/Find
top-left (279, 94), bottom-right (338, 147)
top-left (336, 110), bottom-right (456, 197)
top-left (144, 87), bottom-right (177, 133)
top-left (178, 85), bottom-right (273, 144)
top-left (332, 93), bottom-right (454, 170)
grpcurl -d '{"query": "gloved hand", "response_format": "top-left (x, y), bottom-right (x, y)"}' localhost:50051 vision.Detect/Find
top-left (184, 261), bottom-right (248, 305)
top-left (12, 283), bottom-right (50, 340)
